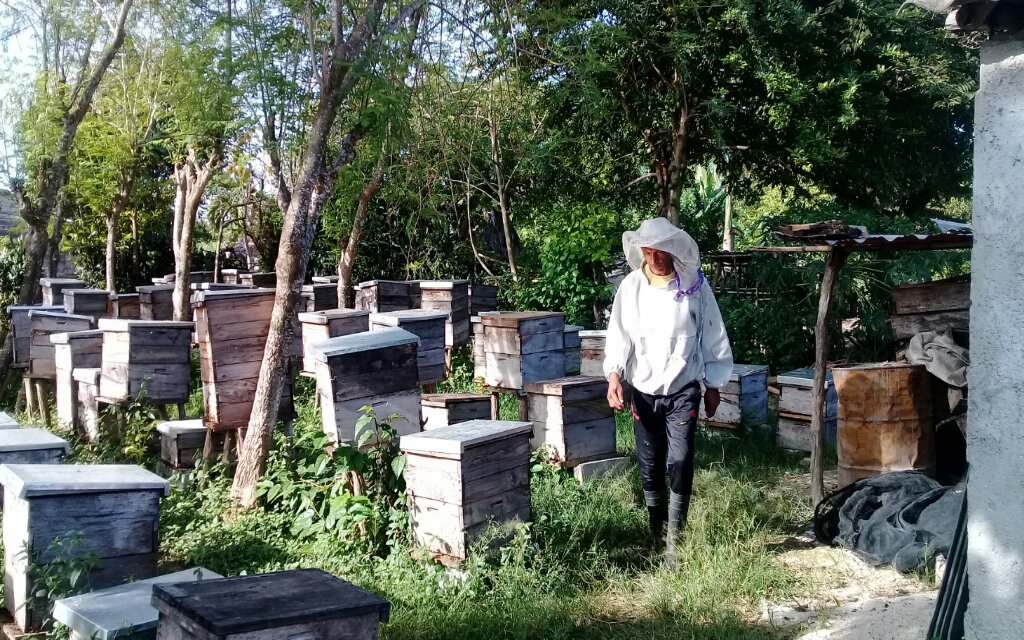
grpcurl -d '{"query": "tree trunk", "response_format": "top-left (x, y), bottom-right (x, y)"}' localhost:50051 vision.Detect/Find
top-left (488, 112), bottom-right (518, 281)
top-left (171, 152), bottom-right (219, 320)
top-left (45, 196), bottom-right (67, 278)
top-left (130, 210), bottom-right (140, 286)
top-left (337, 158), bottom-right (385, 309)
top-left (723, 190), bottom-right (734, 252)
top-left (811, 249), bottom-right (847, 505)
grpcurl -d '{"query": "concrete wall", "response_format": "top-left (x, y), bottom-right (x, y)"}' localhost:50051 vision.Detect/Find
top-left (966, 38), bottom-right (1024, 640)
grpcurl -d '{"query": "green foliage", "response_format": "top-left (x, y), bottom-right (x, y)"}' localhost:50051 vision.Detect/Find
top-left (23, 532), bottom-right (101, 634)
top-left (0, 235), bottom-right (25, 335)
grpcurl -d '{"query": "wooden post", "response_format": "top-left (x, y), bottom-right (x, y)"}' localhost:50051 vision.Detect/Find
top-left (22, 377), bottom-right (34, 420)
top-left (811, 249), bottom-right (846, 506)
top-left (518, 392), bottom-right (529, 422)
top-left (33, 379), bottom-right (50, 427)
top-left (177, 403), bottom-right (186, 419)
top-left (490, 391), bottom-right (500, 420)
top-left (422, 383), bottom-right (438, 394)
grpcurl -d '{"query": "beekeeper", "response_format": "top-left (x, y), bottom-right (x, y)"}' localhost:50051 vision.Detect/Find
top-left (604, 217), bottom-right (733, 562)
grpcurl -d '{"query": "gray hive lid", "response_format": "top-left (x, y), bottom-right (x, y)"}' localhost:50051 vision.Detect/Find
top-left (7, 304), bottom-right (64, 315)
top-left (155, 419), bottom-right (206, 436)
top-left (421, 393), bottom-right (490, 407)
top-left (311, 275), bottom-right (339, 283)
top-left (777, 367), bottom-right (835, 388)
top-left (0, 428), bottom-right (69, 453)
top-left (52, 568), bottom-right (223, 640)
top-left (0, 464), bottom-right (169, 498)
top-left (356, 279), bottom-right (408, 287)
top-left (63, 288), bottom-right (109, 297)
top-left (297, 309), bottom-right (370, 325)
top-left (0, 411), bottom-right (20, 429)
top-left (98, 319), bottom-right (194, 331)
top-left (730, 364), bottom-right (769, 380)
top-left (310, 327), bottom-right (418, 363)
top-left (29, 310), bottom-right (94, 323)
top-left (564, 325), bottom-right (583, 333)
top-left (40, 278), bottom-right (86, 286)
top-left (49, 329), bottom-right (104, 345)
top-left (191, 288), bottom-right (275, 307)
top-left (399, 419), bottom-right (533, 455)
top-left (578, 329), bottom-right (607, 338)
top-left (136, 285), bottom-right (174, 293)
top-left (417, 279), bottom-right (471, 289)
top-left (523, 376), bottom-right (606, 395)
top-left (369, 309), bottom-right (449, 325)
top-left (152, 569), bottom-right (391, 635)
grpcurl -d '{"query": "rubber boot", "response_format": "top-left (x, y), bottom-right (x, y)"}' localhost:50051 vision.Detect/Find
top-left (644, 490), bottom-right (667, 541)
top-left (665, 491), bottom-right (691, 568)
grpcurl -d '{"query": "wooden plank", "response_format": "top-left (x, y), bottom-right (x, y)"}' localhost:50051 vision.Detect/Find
top-left (325, 343), bottom-right (417, 376)
top-left (484, 351), bottom-right (566, 389)
top-left (483, 327), bottom-right (564, 355)
top-left (892, 277), bottom-right (970, 315)
top-left (481, 312), bottom-right (564, 333)
top-left (889, 309), bottom-right (969, 340)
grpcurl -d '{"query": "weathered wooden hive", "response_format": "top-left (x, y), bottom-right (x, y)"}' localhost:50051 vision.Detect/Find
top-left (698, 364), bottom-right (769, 428)
top-left (110, 293), bottom-right (141, 319)
top-left (137, 285), bottom-right (174, 321)
top-left (370, 309), bottom-right (448, 385)
top-left (0, 464), bottom-right (169, 631)
top-left (563, 325), bottom-right (582, 376)
top-left (156, 419), bottom-right (208, 470)
top-left (63, 289), bottom-right (111, 321)
top-left (777, 367), bottom-right (838, 452)
top-left (298, 309), bottom-right (369, 374)
top-left (311, 328), bottom-right (422, 446)
top-left (578, 329), bottom-right (606, 377)
top-left (419, 280), bottom-right (472, 347)
top-left (469, 282), bottom-right (498, 315)
top-left (401, 419), bottom-right (533, 563)
top-left (193, 289), bottom-right (295, 430)
top-left (421, 393), bottom-right (491, 430)
top-left (482, 311), bottom-right (566, 389)
top-left (29, 311), bottom-right (95, 378)
top-left (7, 305), bottom-right (63, 367)
top-left (53, 567), bottom-right (222, 640)
top-left (0, 429), bottom-right (69, 468)
top-left (40, 278), bottom-right (86, 306)
top-left (51, 329), bottom-right (104, 431)
top-left (890, 276), bottom-right (970, 341)
top-left (98, 319), bottom-right (193, 405)
top-left (152, 569), bottom-right (391, 640)
top-left (525, 376), bottom-right (616, 467)
top-left (301, 282), bottom-right (339, 311)
top-left (355, 279), bottom-right (416, 312)
top-left (239, 271), bottom-right (276, 287)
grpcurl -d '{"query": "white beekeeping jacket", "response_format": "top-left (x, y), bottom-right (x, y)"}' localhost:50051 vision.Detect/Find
top-left (603, 218), bottom-right (734, 395)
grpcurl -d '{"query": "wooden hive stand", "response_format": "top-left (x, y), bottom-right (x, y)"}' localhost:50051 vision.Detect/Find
top-left (369, 309), bottom-right (449, 390)
top-left (421, 393), bottom-right (491, 430)
top-left (50, 329), bottom-right (104, 433)
top-left (401, 419), bottom-right (534, 564)
top-left (698, 364), bottom-right (770, 429)
top-left (297, 309), bottom-right (370, 375)
top-left (25, 311), bottom-right (95, 427)
top-left (525, 376), bottom-right (617, 468)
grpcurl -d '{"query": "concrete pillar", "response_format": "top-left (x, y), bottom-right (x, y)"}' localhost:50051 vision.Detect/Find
top-left (966, 38), bottom-right (1024, 640)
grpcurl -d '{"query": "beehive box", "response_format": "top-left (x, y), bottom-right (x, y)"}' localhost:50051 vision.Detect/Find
top-left (0, 412), bottom-right (20, 429)
top-left (0, 464), bottom-right (169, 631)
top-left (98, 320), bottom-right (193, 404)
top-left (137, 285), bottom-right (175, 321)
top-left (890, 276), bottom-right (970, 341)
top-left (370, 310), bottom-right (448, 385)
top-left (298, 309), bottom-right (369, 374)
top-left (482, 312), bottom-right (566, 389)
top-left (311, 328), bottom-right (422, 446)
top-left (421, 393), bottom-right (491, 430)
top-left (110, 293), bottom-right (141, 319)
top-left (53, 567), bottom-right (222, 640)
top-left (419, 280), bottom-right (471, 347)
top-left (156, 419), bottom-right (207, 470)
top-left (219, 269), bottom-right (243, 284)
top-left (73, 368), bottom-right (102, 440)
top-left (51, 329), bottom-right (104, 431)
top-left (63, 289), bottom-right (111, 321)
top-left (7, 305), bottom-right (64, 367)
top-left (40, 278), bottom-right (86, 306)
top-left (189, 282), bottom-right (256, 294)
top-left (152, 569), bottom-right (391, 640)
top-left (698, 364), bottom-right (770, 427)
top-left (401, 419), bottom-right (533, 562)
top-left (28, 311), bottom-right (95, 378)
top-left (777, 368), bottom-right (839, 452)
top-left (0, 429), bottom-right (69, 467)
top-left (578, 330), bottom-right (606, 377)
top-left (564, 325), bottom-right (582, 376)
top-left (470, 314), bottom-right (498, 380)
top-left (356, 280), bottom-right (417, 312)
top-left (239, 272), bottom-right (276, 287)
top-left (193, 289), bottom-right (295, 430)
top-left (469, 282), bottom-right (498, 315)
top-left (301, 283), bottom-right (339, 312)
top-left (525, 377), bottom-right (616, 467)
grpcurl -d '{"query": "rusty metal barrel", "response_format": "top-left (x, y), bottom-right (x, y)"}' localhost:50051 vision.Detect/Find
top-left (832, 363), bottom-right (936, 488)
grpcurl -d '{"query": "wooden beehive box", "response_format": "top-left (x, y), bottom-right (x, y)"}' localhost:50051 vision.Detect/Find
top-left (40, 278), bottom-right (86, 306)
top-left (28, 311), bottom-right (95, 378)
top-left (564, 325), bottom-right (582, 376)
top-left (301, 282), bottom-right (339, 311)
top-left (311, 328), bottom-right (422, 446)
top-left (470, 314), bottom-right (498, 380)
top-left (482, 311), bottom-right (566, 389)
top-left (777, 368), bottom-right (838, 452)
top-left (370, 309), bottom-right (448, 385)
top-left (356, 280), bottom-right (416, 312)
top-left (401, 419), bottom-right (533, 563)
top-left (156, 419), bottom-right (207, 470)
top-left (525, 376), bottom-right (616, 467)
top-left (63, 289), bottom-right (111, 321)
top-left (0, 464), bottom-right (169, 632)
top-left (98, 319), bottom-right (193, 404)
top-left (51, 329), bottom-right (104, 431)
top-left (110, 293), bottom-right (141, 319)
top-left (298, 309), bottom-right (369, 374)
top-left (0, 429), bottom-right (69, 469)
top-left (137, 285), bottom-right (175, 321)
top-left (193, 289), bottom-right (295, 430)
top-left (7, 305), bottom-right (63, 367)
top-left (219, 268), bottom-right (240, 284)
top-left (421, 393), bottom-right (491, 430)
top-left (469, 282), bottom-right (498, 315)
top-left (152, 569), bottom-right (391, 640)
top-left (698, 364), bottom-right (769, 427)
top-left (239, 271), bottom-right (276, 287)
top-left (578, 330), bottom-right (606, 377)
top-left (419, 280), bottom-right (472, 347)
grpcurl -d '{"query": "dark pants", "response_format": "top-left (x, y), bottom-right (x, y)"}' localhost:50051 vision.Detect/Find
top-left (632, 381), bottom-right (702, 525)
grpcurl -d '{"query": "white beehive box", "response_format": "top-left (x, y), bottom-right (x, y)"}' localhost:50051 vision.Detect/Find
top-left (525, 376), bottom-right (616, 467)
top-left (698, 364), bottom-right (770, 427)
top-left (482, 312), bottom-right (566, 389)
top-left (51, 329), bottom-right (103, 431)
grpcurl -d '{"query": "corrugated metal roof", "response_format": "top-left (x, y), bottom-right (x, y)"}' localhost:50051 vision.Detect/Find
top-left (772, 231), bottom-right (973, 251)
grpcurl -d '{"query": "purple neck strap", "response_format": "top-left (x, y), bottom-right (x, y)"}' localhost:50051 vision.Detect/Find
top-left (674, 269), bottom-right (704, 301)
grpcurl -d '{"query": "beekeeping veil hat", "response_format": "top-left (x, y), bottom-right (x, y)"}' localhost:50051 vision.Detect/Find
top-left (623, 217), bottom-right (702, 291)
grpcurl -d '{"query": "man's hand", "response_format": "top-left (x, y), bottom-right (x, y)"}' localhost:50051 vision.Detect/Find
top-left (607, 373), bottom-right (625, 410)
top-left (704, 387), bottom-right (721, 418)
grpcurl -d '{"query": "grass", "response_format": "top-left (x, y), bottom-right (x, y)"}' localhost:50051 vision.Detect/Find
top-left (8, 353), bottom-right (818, 640)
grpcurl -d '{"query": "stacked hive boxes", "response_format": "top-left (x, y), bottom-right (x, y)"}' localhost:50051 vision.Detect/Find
top-left (40, 278), bottom-right (86, 306)
top-left (401, 419), bottom-right (533, 563)
top-left (298, 309), bottom-right (369, 374)
top-left (777, 368), bottom-right (839, 452)
top-left (578, 330), bottom-right (606, 377)
top-left (51, 330), bottom-right (103, 431)
top-left (525, 376), bottom-right (616, 467)
top-left (98, 320), bottom-right (193, 405)
top-left (29, 311), bottom-right (95, 378)
top-left (137, 285), bottom-right (174, 321)
top-left (419, 280), bottom-right (471, 347)
top-left (370, 310), bottom-right (448, 385)
top-left (355, 280), bottom-right (416, 312)
top-left (698, 364), bottom-right (770, 428)
top-left (482, 312), bottom-right (566, 389)
top-left (7, 305), bottom-right (63, 367)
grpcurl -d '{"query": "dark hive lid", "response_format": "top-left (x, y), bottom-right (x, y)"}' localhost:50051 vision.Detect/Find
top-left (152, 569), bottom-right (391, 636)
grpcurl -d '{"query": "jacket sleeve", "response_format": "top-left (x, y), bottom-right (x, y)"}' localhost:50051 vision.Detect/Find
top-left (603, 278), bottom-right (634, 379)
top-left (700, 282), bottom-right (734, 388)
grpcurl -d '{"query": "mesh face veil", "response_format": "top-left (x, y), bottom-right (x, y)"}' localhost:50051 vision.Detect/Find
top-left (622, 217), bottom-right (702, 296)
